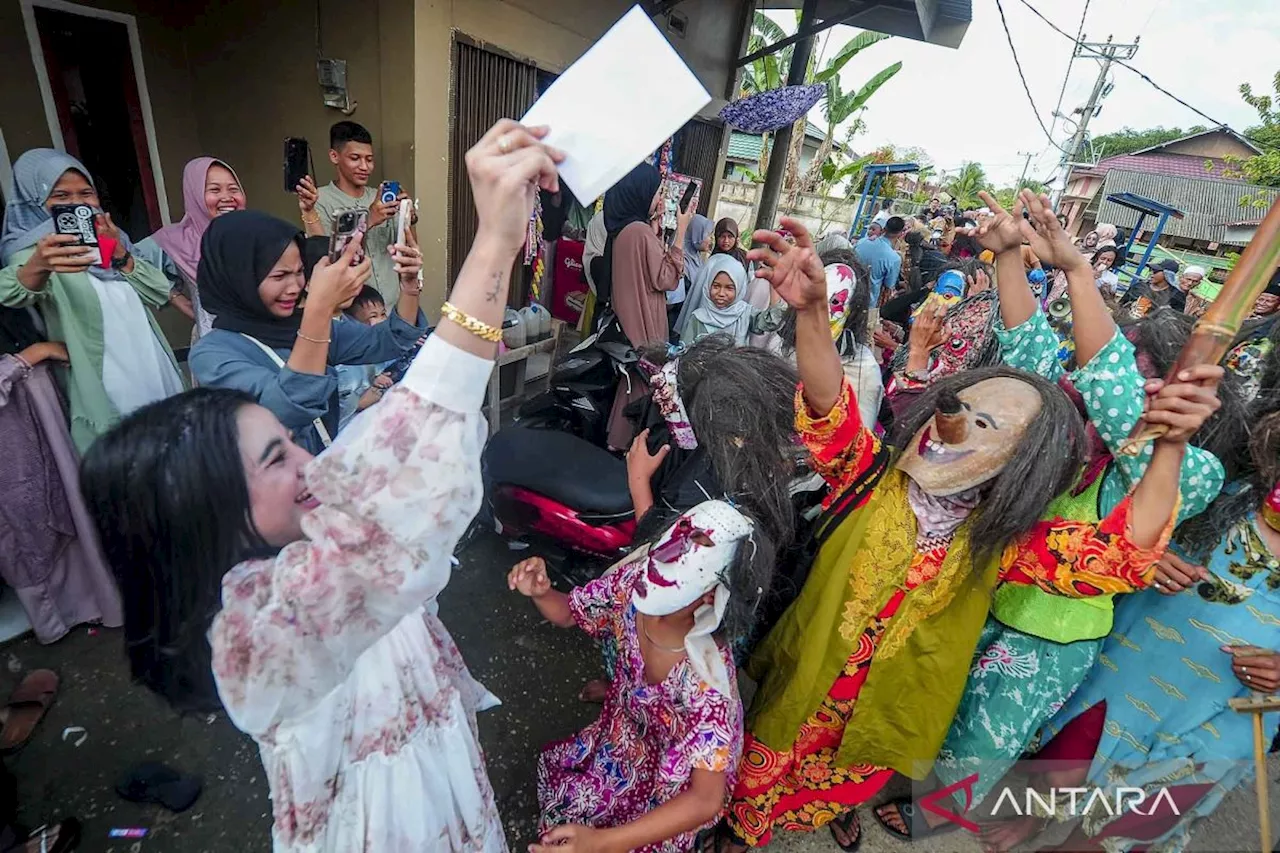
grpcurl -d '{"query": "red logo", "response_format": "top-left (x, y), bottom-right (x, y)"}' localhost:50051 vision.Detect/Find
top-left (919, 773), bottom-right (980, 833)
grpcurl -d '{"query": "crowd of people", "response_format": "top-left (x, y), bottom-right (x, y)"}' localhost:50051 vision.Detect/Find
top-left (0, 110), bottom-right (1277, 853)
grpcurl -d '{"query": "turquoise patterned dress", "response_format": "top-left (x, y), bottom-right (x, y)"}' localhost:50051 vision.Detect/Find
top-left (932, 311), bottom-right (1225, 805)
top-left (1043, 517), bottom-right (1280, 851)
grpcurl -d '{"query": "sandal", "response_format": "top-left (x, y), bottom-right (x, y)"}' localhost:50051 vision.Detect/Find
top-left (0, 671), bottom-right (58, 753)
top-left (3, 818), bottom-right (81, 853)
top-left (873, 797), bottom-right (960, 842)
top-left (829, 810), bottom-right (863, 853)
top-left (697, 822), bottom-right (746, 853)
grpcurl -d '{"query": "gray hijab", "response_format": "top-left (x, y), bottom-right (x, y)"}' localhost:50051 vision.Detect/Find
top-left (682, 214), bottom-right (713, 287)
top-left (0, 149), bottom-right (133, 280)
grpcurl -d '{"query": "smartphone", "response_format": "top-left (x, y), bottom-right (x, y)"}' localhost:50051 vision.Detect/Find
top-left (284, 137), bottom-right (312, 193)
top-left (379, 181), bottom-right (401, 205)
top-left (395, 198), bottom-right (412, 247)
top-left (51, 204), bottom-right (99, 247)
top-left (328, 210), bottom-right (369, 264)
top-left (679, 179), bottom-right (698, 214)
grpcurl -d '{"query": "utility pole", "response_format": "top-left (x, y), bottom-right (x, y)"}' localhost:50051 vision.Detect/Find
top-left (1052, 34), bottom-right (1139, 206)
top-left (1015, 151), bottom-right (1035, 189)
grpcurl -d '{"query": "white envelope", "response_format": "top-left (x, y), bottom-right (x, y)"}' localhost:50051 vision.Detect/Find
top-left (522, 5), bottom-right (712, 203)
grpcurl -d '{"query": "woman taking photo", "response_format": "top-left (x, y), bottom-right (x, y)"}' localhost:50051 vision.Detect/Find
top-left (137, 156), bottom-right (247, 339)
top-left (81, 118), bottom-right (563, 853)
top-left (0, 150), bottom-right (184, 451)
top-left (188, 210), bottom-right (426, 454)
top-left (603, 162), bottom-right (688, 449)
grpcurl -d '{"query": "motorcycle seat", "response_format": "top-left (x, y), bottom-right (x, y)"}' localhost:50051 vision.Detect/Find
top-left (484, 427), bottom-right (633, 515)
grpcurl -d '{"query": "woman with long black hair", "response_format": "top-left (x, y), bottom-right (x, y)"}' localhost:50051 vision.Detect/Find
top-left (81, 119), bottom-right (564, 853)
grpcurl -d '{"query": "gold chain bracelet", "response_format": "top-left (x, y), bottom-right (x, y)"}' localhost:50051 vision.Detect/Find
top-left (440, 302), bottom-right (502, 342)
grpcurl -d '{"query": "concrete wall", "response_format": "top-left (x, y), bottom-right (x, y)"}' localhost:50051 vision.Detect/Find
top-left (413, 0), bottom-right (748, 310)
top-left (713, 179), bottom-right (858, 241)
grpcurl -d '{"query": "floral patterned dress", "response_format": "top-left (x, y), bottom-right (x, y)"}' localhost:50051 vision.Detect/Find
top-left (538, 558), bottom-right (743, 853)
top-left (210, 336), bottom-right (507, 853)
top-left (726, 380), bottom-right (1168, 848)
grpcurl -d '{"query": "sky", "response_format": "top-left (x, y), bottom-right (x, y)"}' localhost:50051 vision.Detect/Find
top-left (764, 0), bottom-right (1278, 188)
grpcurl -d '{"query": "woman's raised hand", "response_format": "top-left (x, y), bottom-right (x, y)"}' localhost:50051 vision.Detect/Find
top-left (747, 217), bottom-right (826, 312)
top-left (467, 120), bottom-right (565, 257)
top-left (1018, 189), bottom-right (1087, 273)
top-left (307, 232), bottom-right (371, 313)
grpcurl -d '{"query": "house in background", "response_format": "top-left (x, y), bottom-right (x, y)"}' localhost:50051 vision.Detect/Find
top-left (1058, 126), bottom-right (1274, 277)
top-left (722, 125), bottom-right (848, 181)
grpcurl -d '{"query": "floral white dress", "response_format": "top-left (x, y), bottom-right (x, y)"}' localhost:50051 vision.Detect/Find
top-left (210, 336), bottom-right (507, 853)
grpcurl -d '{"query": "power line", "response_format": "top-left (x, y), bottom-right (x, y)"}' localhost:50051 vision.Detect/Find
top-left (1047, 0), bottom-right (1090, 139)
top-left (1015, 0), bottom-right (1278, 151)
top-left (993, 0), bottom-right (1070, 154)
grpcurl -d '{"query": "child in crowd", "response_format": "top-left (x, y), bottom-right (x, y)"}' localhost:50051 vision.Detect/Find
top-left (335, 285), bottom-right (394, 430)
top-left (510, 501), bottom-right (775, 853)
top-left (676, 256), bottom-right (781, 346)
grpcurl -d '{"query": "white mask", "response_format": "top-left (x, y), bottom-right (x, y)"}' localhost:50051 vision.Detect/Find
top-left (631, 500), bottom-right (754, 696)
top-left (633, 499), bottom-right (752, 617)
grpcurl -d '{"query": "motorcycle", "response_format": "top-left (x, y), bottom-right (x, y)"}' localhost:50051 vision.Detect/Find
top-left (514, 310), bottom-right (639, 447)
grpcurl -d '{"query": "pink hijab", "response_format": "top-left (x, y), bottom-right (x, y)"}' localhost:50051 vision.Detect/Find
top-left (149, 157), bottom-right (242, 282)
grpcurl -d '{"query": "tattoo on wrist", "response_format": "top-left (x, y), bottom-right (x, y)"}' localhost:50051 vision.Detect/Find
top-left (485, 272), bottom-right (502, 303)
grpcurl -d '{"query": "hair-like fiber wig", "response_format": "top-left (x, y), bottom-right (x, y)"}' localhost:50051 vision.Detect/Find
top-left (889, 366), bottom-right (1088, 564)
top-left (80, 387), bottom-right (269, 712)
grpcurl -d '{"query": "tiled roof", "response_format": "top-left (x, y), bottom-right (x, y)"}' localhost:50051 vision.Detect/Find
top-left (1094, 152), bottom-right (1248, 182)
top-left (1095, 169), bottom-right (1279, 245)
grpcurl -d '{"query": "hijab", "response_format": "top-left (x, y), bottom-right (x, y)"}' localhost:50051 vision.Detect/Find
top-left (712, 217), bottom-right (748, 268)
top-left (600, 162), bottom-right (663, 305)
top-left (149, 157), bottom-right (242, 283)
top-left (197, 211), bottom-right (305, 349)
top-left (678, 254), bottom-right (752, 344)
top-left (0, 149), bottom-right (135, 280)
top-left (682, 214), bottom-right (713, 285)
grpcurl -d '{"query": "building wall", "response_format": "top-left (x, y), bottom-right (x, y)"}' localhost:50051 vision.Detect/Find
top-left (184, 0), bottom-right (415, 225)
top-left (413, 0), bottom-right (747, 310)
top-left (1159, 132), bottom-right (1257, 160)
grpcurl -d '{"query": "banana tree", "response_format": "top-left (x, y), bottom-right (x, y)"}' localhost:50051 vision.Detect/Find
top-left (783, 32), bottom-right (902, 210)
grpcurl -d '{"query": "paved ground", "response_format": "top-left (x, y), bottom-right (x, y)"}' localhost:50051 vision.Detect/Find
top-left (7, 529), bottom-right (1278, 852)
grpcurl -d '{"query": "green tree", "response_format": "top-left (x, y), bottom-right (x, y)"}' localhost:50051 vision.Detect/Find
top-left (993, 179), bottom-right (1047, 211)
top-left (1090, 126), bottom-right (1205, 158)
top-left (1224, 70), bottom-right (1280, 187)
top-left (945, 162), bottom-right (991, 210)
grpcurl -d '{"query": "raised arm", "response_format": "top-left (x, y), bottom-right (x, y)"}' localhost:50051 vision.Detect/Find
top-left (210, 121), bottom-right (565, 730)
top-left (748, 218), bottom-right (842, 416)
top-left (973, 190), bottom-right (1037, 332)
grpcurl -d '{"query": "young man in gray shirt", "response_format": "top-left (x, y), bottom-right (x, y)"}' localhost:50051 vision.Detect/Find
top-left (296, 121), bottom-right (413, 303)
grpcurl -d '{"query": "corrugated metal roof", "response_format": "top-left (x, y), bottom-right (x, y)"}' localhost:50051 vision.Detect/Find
top-left (1128, 126), bottom-right (1262, 156)
top-left (1094, 152), bottom-right (1246, 182)
top-left (1095, 169), bottom-right (1279, 245)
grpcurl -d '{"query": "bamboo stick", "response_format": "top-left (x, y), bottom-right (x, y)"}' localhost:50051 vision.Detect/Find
top-left (1118, 198), bottom-right (1280, 456)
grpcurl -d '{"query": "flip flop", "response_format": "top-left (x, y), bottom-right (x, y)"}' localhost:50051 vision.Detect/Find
top-left (873, 797), bottom-right (960, 842)
top-left (116, 762), bottom-right (202, 813)
top-left (0, 670), bottom-right (58, 753)
top-left (828, 810), bottom-right (863, 853)
top-left (2, 818), bottom-right (81, 853)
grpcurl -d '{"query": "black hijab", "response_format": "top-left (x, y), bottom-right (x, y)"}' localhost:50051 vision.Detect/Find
top-left (198, 211), bottom-right (306, 349)
top-left (712, 217), bottom-right (748, 269)
top-left (599, 163), bottom-right (663, 306)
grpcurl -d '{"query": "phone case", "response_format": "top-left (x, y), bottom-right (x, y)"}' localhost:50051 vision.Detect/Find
top-left (50, 204), bottom-right (99, 246)
top-left (284, 138), bottom-right (312, 193)
top-left (328, 210), bottom-right (369, 263)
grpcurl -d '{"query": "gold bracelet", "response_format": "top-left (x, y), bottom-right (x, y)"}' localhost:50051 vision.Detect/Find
top-left (296, 330), bottom-right (332, 344)
top-left (301, 213), bottom-right (321, 225)
top-left (440, 302), bottom-right (502, 342)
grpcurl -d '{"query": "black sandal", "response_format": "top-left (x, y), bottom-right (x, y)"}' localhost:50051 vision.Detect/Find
top-left (873, 797), bottom-right (960, 842)
top-left (829, 810), bottom-right (863, 852)
top-left (697, 821), bottom-right (746, 853)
